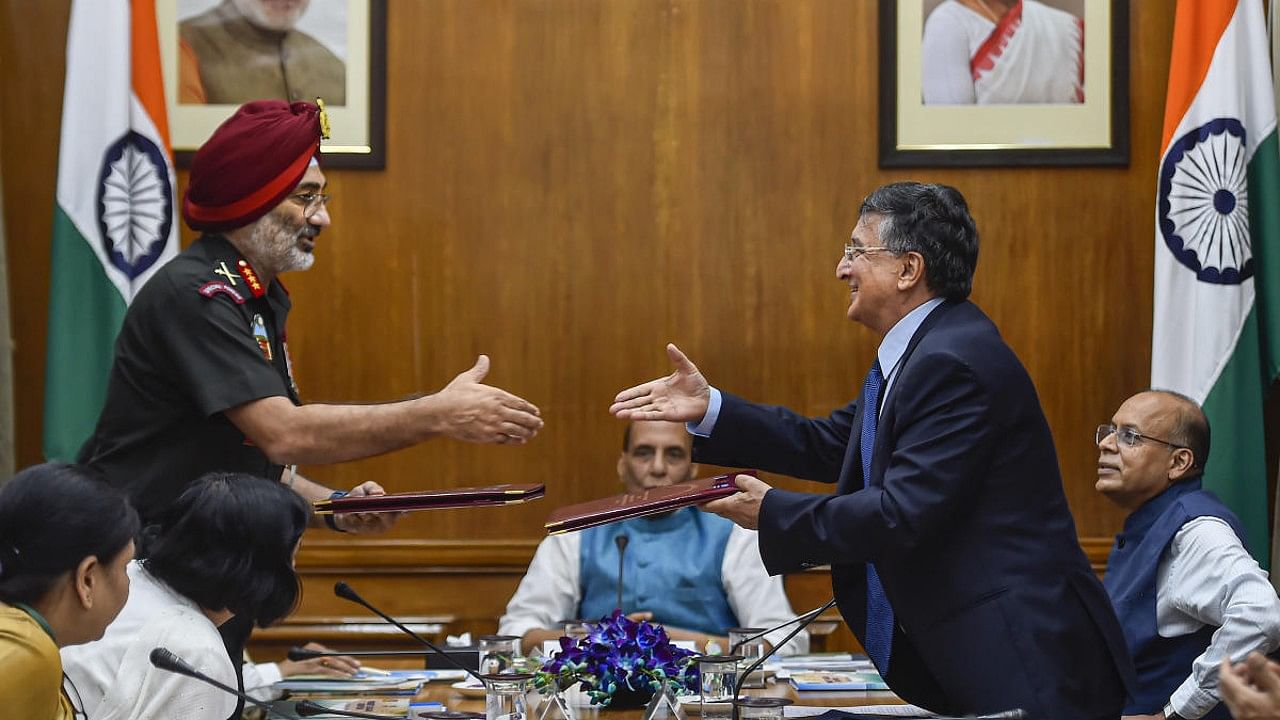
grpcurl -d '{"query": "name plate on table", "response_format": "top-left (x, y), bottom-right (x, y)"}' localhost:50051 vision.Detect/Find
top-left (544, 471), bottom-right (756, 534)
top-left (314, 484), bottom-right (545, 515)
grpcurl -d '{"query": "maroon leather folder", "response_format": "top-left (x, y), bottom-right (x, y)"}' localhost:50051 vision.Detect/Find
top-left (543, 471), bottom-right (757, 534)
top-left (314, 483), bottom-right (546, 515)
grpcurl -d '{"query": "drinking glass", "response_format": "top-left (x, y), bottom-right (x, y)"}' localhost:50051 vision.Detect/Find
top-left (695, 654), bottom-right (741, 720)
top-left (726, 628), bottom-right (766, 688)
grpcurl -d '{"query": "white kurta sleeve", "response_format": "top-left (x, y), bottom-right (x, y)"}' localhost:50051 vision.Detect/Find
top-left (721, 526), bottom-right (809, 655)
top-left (498, 533), bottom-right (583, 639)
top-left (1160, 517), bottom-right (1280, 718)
top-left (243, 661), bottom-right (283, 702)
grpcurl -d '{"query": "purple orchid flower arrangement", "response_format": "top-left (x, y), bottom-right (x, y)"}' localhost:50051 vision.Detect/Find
top-left (533, 610), bottom-right (700, 707)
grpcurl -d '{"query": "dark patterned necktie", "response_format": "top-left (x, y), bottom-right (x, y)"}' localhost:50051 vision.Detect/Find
top-left (860, 360), bottom-right (894, 674)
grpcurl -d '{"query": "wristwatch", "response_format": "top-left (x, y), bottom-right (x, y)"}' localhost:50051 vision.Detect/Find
top-left (324, 490), bottom-right (350, 532)
top-left (1163, 703), bottom-right (1187, 720)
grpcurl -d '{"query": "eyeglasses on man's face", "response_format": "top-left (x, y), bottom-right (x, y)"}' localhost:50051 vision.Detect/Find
top-left (290, 192), bottom-right (331, 217)
top-left (1095, 423), bottom-right (1188, 451)
top-left (843, 243), bottom-right (895, 263)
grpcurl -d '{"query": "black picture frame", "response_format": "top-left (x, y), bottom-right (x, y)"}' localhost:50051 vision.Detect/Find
top-left (878, 0), bottom-right (1129, 168)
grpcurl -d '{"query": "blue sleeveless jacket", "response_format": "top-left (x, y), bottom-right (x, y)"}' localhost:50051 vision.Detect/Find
top-left (1104, 479), bottom-right (1244, 718)
top-left (578, 508), bottom-right (738, 635)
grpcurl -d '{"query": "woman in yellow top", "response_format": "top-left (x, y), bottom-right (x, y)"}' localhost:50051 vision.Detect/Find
top-left (0, 463), bottom-right (138, 719)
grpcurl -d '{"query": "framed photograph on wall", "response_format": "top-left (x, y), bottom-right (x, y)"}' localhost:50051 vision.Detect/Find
top-left (156, 0), bottom-right (386, 169)
top-left (879, 0), bottom-right (1129, 167)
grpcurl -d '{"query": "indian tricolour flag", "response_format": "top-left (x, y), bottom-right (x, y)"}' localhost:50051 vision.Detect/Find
top-left (1152, 0), bottom-right (1280, 565)
top-left (44, 0), bottom-right (178, 461)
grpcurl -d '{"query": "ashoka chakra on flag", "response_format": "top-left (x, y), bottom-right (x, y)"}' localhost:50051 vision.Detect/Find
top-left (95, 130), bottom-right (174, 280)
top-left (1157, 117), bottom-right (1253, 285)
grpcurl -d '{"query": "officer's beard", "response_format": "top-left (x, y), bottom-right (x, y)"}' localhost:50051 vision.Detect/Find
top-left (249, 208), bottom-right (317, 276)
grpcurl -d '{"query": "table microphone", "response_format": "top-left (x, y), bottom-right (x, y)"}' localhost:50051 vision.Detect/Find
top-left (615, 534), bottom-right (629, 611)
top-left (728, 598), bottom-right (837, 655)
top-left (728, 598), bottom-right (839, 720)
top-left (334, 581), bottom-right (486, 683)
top-left (148, 647), bottom-right (292, 720)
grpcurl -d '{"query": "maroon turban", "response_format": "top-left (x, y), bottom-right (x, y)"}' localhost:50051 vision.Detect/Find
top-left (182, 100), bottom-right (322, 232)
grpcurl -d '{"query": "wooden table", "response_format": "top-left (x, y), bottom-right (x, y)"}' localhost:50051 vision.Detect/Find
top-left (411, 678), bottom-right (903, 717)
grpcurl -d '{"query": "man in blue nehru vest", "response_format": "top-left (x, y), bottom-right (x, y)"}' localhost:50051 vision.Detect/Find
top-left (1098, 390), bottom-right (1280, 720)
top-left (611, 182), bottom-right (1134, 718)
top-left (498, 420), bottom-right (806, 655)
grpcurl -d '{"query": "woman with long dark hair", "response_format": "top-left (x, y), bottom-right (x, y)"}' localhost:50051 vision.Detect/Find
top-left (62, 471), bottom-right (310, 720)
top-left (0, 463), bottom-right (139, 719)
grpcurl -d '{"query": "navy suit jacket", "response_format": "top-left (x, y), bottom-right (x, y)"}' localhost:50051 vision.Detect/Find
top-left (694, 300), bottom-right (1134, 719)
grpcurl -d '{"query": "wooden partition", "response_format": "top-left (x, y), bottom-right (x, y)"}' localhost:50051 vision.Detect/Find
top-left (2, 1), bottom-right (1175, 659)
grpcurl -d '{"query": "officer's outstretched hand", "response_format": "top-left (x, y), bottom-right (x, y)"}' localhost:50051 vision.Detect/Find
top-left (334, 481), bottom-right (401, 534)
top-left (609, 343), bottom-right (711, 422)
top-left (433, 355), bottom-right (543, 444)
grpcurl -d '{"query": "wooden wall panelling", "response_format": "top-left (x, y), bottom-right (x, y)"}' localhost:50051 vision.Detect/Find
top-left (4, 1), bottom-right (1173, 654)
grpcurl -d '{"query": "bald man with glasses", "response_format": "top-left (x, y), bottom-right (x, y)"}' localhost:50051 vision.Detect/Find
top-left (1097, 390), bottom-right (1280, 720)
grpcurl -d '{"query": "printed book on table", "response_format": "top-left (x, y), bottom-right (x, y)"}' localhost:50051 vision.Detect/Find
top-left (788, 670), bottom-right (889, 691)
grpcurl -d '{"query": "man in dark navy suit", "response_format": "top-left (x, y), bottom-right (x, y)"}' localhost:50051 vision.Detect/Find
top-left (611, 182), bottom-right (1133, 719)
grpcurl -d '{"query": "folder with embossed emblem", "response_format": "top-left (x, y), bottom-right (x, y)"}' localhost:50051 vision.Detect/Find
top-left (543, 471), bottom-right (757, 534)
top-left (314, 484), bottom-right (545, 515)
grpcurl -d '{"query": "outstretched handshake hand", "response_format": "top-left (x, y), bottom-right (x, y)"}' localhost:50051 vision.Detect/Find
top-left (609, 343), bottom-right (712, 423)
top-left (434, 355), bottom-right (543, 444)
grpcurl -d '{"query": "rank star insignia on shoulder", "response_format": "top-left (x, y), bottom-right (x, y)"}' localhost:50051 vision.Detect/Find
top-left (236, 259), bottom-right (267, 298)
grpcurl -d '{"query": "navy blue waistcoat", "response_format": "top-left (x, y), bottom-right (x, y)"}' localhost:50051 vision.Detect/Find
top-left (1104, 479), bottom-right (1244, 718)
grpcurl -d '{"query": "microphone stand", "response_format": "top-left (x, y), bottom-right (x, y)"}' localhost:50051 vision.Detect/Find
top-left (614, 534), bottom-right (629, 611)
top-left (729, 601), bottom-right (828, 720)
top-left (722, 615), bottom-right (1030, 720)
top-left (334, 581), bottom-right (486, 683)
top-left (728, 598), bottom-right (836, 655)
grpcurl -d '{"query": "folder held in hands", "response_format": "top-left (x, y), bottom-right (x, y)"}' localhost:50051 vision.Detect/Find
top-left (314, 484), bottom-right (545, 515)
top-left (543, 471), bottom-right (757, 534)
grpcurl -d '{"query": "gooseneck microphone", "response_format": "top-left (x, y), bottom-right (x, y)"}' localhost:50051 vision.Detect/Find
top-left (729, 600), bottom-right (834, 720)
top-left (334, 581), bottom-right (485, 683)
top-left (725, 608), bottom-right (1029, 720)
top-left (148, 647), bottom-right (291, 720)
top-left (728, 598), bottom-right (837, 655)
top-left (614, 534), bottom-right (629, 611)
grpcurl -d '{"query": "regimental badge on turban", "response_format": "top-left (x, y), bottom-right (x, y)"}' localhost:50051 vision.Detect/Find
top-left (316, 97), bottom-right (331, 140)
top-left (181, 100), bottom-right (326, 233)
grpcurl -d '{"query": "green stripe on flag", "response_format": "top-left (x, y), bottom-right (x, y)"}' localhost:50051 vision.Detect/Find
top-left (1253, 131), bottom-right (1280, 382)
top-left (1200, 128), bottom-right (1280, 567)
top-left (42, 204), bottom-right (126, 461)
top-left (1201, 306), bottom-right (1269, 559)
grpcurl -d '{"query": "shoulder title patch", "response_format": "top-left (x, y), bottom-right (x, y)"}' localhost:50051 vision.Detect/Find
top-left (198, 281), bottom-right (246, 304)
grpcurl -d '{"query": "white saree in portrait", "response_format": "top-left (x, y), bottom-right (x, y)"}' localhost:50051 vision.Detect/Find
top-left (922, 0), bottom-right (1084, 105)
top-left (970, 0), bottom-right (1084, 103)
